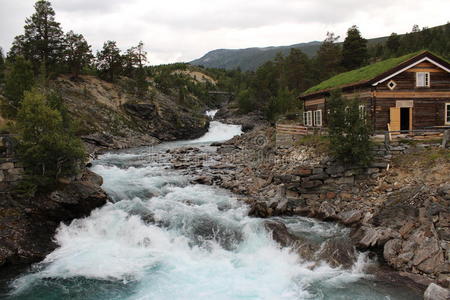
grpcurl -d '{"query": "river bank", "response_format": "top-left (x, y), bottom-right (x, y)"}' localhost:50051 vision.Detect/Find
top-left (169, 120), bottom-right (450, 294)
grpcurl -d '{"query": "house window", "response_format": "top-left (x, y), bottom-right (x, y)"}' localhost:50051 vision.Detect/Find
top-left (314, 110), bottom-right (322, 127)
top-left (416, 72), bottom-right (430, 87)
top-left (359, 105), bottom-right (366, 119)
top-left (446, 103), bottom-right (450, 125)
top-left (387, 80), bottom-right (397, 90)
top-left (303, 111), bottom-right (313, 126)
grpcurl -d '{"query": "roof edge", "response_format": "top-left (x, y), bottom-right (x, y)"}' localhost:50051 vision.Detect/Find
top-left (299, 50), bottom-right (450, 100)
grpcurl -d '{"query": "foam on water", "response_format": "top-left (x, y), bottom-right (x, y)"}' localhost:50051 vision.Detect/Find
top-left (205, 109), bottom-right (219, 119)
top-left (189, 121), bottom-right (242, 144)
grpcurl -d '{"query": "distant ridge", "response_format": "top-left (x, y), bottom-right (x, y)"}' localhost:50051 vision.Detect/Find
top-left (189, 23), bottom-right (447, 71)
top-left (190, 41), bottom-right (322, 71)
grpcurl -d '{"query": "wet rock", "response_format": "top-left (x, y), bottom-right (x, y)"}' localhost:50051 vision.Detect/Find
top-left (424, 283), bottom-right (450, 300)
top-left (318, 201), bottom-right (337, 220)
top-left (263, 220), bottom-right (302, 248)
top-left (248, 202), bottom-right (272, 218)
top-left (338, 210), bottom-right (363, 225)
top-left (384, 239), bottom-right (403, 264)
top-left (191, 176), bottom-right (213, 185)
top-left (317, 237), bottom-right (357, 268)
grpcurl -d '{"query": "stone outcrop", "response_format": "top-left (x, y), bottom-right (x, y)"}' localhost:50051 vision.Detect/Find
top-left (0, 169), bottom-right (109, 267)
top-left (424, 283), bottom-right (450, 300)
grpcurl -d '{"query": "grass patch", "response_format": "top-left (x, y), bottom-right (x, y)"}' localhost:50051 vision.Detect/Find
top-left (295, 135), bottom-right (330, 152)
top-left (304, 51), bottom-right (425, 94)
top-left (394, 147), bottom-right (450, 168)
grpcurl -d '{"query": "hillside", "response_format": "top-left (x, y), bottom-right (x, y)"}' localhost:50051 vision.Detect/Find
top-left (190, 41), bottom-right (321, 71)
top-left (0, 66), bottom-right (223, 154)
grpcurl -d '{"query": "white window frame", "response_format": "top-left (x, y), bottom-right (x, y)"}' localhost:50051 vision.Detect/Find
top-left (359, 105), bottom-right (366, 119)
top-left (303, 111), bottom-right (313, 126)
top-left (314, 110), bottom-right (322, 127)
top-left (416, 72), bottom-right (430, 87)
top-left (445, 103), bottom-right (450, 125)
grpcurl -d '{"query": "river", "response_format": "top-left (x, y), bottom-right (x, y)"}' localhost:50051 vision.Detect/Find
top-left (1, 111), bottom-right (421, 299)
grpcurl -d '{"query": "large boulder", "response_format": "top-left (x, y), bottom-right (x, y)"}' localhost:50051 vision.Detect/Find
top-left (424, 283), bottom-right (450, 300)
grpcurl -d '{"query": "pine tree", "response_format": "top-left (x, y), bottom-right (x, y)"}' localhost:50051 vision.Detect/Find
top-left (3, 57), bottom-right (35, 116)
top-left (341, 25), bottom-right (368, 70)
top-left (327, 90), bottom-right (372, 166)
top-left (315, 32), bottom-right (341, 81)
top-left (283, 48), bottom-right (313, 92)
top-left (96, 41), bottom-right (122, 82)
top-left (123, 41), bottom-right (149, 96)
top-left (386, 33), bottom-right (400, 56)
top-left (64, 31), bottom-right (93, 79)
top-left (0, 48), bottom-right (5, 84)
top-left (9, 0), bottom-right (64, 76)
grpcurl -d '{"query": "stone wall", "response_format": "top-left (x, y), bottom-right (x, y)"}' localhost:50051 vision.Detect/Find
top-left (0, 135), bottom-right (24, 191)
top-left (272, 158), bottom-right (389, 205)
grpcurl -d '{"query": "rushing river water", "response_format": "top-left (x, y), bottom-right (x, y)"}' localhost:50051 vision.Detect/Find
top-left (1, 112), bottom-right (421, 300)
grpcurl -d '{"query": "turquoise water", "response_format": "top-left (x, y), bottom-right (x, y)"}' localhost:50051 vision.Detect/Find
top-left (0, 120), bottom-right (421, 300)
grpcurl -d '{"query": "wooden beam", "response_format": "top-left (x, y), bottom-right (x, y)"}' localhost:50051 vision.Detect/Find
top-left (374, 91), bottom-right (450, 98)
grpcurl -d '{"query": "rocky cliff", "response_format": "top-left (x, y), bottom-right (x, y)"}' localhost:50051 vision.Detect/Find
top-left (52, 74), bottom-right (210, 154)
top-left (0, 169), bottom-right (108, 267)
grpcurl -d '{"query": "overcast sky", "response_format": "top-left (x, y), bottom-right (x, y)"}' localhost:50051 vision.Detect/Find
top-left (0, 0), bottom-right (448, 65)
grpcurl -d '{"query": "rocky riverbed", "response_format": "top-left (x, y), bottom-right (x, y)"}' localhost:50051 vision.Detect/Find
top-left (169, 123), bottom-right (450, 296)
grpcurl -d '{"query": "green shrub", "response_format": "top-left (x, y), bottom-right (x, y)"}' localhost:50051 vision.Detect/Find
top-left (327, 90), bottom-right (372, 166)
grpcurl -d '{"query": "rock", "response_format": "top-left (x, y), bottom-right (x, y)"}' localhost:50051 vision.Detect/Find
top-left (191, 176), bottom-right (213, 185)
top-left (248, 202), bottom-right (271, 218)
top-left (399, 221), bottom-right (416, 238)
top-left (325, 165), bottom-right (345, 175)
top-left (0, 162), bottom-right (14, 170)
top-left (263, 220), bottom-right (303, 248)
top-left (317, 237), bottom-right (357, 268)
top-left (338, 210), bottom-right (363, 225)
top-left (424, 283), bottom-right (450, 300)
top-left (292, 168), bottom-right (312, 176)
top-left (318, 201), bottom-right (337, 219)
top-left (0, 169), bottom-right (109, 268)
top-left (384, 239), bottom-right (403, 263)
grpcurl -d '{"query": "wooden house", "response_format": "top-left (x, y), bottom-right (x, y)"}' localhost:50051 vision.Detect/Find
top-left (299, 51), bottom-right (450, 132)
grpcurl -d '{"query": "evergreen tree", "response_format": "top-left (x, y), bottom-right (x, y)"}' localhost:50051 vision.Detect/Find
top-left (341, 25), bottom-right (368, 70)
top-left (64, 30), bottom-right (93, 79)
top-left (9, 0), bottom-right (64, 76)
top-left (386, 33), bottom-right (400, 55)
top-left (96, 40), bottom-right (122, 82)
top-left (16, 88), bottom-right (85, 191)
top-left (283, 48), bottom-right (313, 92)
top-left (315, 32), bottom-right (341, 81)
top-left (2, 57), bottom-right (35, 117)
top-left (0, 48), bottom-right (5, 84)
top-left (327, 90), bottom-right (372, 166)
top-left (123, 41), bottom-right (149, 96)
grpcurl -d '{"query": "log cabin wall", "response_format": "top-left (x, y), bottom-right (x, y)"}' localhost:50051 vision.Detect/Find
top-left (373, 61), bottom-right (450, 130)
top-left (300, 54), bottom-right (450, 131)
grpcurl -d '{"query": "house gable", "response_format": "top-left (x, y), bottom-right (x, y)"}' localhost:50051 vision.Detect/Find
top-left (371, 56), bottom-right (450, 87)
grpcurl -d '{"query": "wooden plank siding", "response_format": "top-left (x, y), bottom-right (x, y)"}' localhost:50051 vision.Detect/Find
top-left (374, 98), bottom-right (450, 130)
top-left (300, 53), bottom-right (450, 132)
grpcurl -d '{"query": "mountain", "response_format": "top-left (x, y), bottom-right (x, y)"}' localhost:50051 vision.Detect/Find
top-left (190, 41), bottom-right (322, 71)
top-left (190, 24), bottom-right (448, 71)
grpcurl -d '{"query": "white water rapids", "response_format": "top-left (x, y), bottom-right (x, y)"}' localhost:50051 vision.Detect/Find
top-left (2, 111), bottom-right (421, 300)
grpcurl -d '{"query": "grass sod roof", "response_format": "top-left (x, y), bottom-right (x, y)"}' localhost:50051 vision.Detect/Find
top-left (303, 51), bottom-right (426, 95)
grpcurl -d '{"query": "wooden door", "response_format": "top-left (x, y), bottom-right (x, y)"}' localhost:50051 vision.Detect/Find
top-left (389, 107), bottom-right (400, 133)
